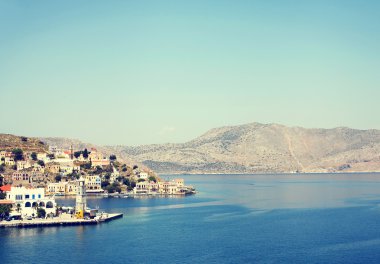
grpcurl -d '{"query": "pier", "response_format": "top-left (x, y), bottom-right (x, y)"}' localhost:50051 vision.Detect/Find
top-left (0, 213), bottom-right (123, 228)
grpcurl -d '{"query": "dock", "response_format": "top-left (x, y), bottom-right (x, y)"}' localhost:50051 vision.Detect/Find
top-left (0, 213), bottom-right (123, 228)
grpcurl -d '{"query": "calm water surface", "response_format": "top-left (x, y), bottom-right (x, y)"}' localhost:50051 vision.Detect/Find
top-left (2, 173), bottom-right (380, 263)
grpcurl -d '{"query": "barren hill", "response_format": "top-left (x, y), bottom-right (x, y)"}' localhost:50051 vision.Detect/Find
top-left (3, 122), bottom-right (380, 174)
top-left (108, 123), bottom-right (380, 174)
top-left (0, 134), bottom-right (48, 153)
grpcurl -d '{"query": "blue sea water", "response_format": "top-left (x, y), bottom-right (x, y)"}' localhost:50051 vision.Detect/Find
top-left (2, 173), bottom-right (380, 263)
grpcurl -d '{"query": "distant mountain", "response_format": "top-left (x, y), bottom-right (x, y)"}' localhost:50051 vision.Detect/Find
top-left (3, 122), bottom-right (380, 174)
top-left (107, 123), bottom-right (380, 174)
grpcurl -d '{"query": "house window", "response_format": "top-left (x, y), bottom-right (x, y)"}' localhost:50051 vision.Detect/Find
top-left (16, 195), bottom-right (23, 200)
top-left (38, 194), bottom-right (41, 199)
top-left (25, 195), bottom-right (30, 199)
top-left (32, 194), bottom-right (35, 199)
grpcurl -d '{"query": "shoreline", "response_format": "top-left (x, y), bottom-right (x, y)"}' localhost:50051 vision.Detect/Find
top-left (159, 171), bottom-right (380, 176)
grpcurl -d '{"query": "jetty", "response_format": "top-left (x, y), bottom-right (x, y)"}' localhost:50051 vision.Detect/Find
top-left (0, 213), bottom-right (123, 228)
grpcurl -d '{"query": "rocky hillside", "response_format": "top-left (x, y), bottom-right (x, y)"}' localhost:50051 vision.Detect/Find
top-left (3, 123), bottom-right (380, 174)
top-left (108, 123), bottom-right (380, 174)
top-left (0, 134), bottom-right (48, 153)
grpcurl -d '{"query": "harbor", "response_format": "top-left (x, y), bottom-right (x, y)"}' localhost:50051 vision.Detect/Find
top-left (0, 213), bottom-right (123, 228)
top-left (0, 176), bottom-right (124, 228)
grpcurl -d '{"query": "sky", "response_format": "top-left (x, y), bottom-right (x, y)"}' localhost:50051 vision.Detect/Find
top-left (0, 0), bottom-right (379, 146)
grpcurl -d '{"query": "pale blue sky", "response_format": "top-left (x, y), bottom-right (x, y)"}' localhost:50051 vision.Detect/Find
top-left (0, 1), bottom-right (379, 145)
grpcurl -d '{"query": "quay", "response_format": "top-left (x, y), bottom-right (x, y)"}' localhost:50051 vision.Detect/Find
top-left (0, 213), bottom-right (123, 228)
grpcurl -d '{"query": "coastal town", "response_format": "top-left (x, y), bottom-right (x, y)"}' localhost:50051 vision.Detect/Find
top-left (0, 136), bottom-right (195, 225)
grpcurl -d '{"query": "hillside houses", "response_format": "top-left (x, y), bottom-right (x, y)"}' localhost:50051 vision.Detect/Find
top-left (89, 148), bottom-right (109, 167)
top-left (12, 170), bottom-right (46, 187)
top-left (1, 143), bottom-right (162, 196)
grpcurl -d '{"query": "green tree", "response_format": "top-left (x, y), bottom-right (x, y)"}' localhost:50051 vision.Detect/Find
top-left (55, 175), bottom-right (62, 182)
top-left (80, 162), bottom-right (91, 170)
top-left (104, 173), bottom-right (111, 180)
top-left (95, 166), bottom-right (103, 174)
top-left (74, 151), bottom-right (82, 159)
top-left (101, 181), bottom-right (110, 188)
top-left (0, 192), bottom-right (6, 199)
top-left (20, 136), bottom-right (28, 142)
top-left (83, 148), bottom-right (89, 159)
top-left (31, 152), bottom-right (37, 161)
top-left (123, 178), bottom-right (130, 186)
top-left (37, 160), bottom-right (45, 167)
top-left (148, 176), bottom-right (157, 183)
top-left (12, 148), bottom-right (23, 161)
top-left (37, 208), bottom-right (46, 218)
top-left (138, 178), bottom-right (145, 183)
top-left (0, 204), bottom-right (11, 217)
top-left (133, 165), bottom-right (138, 170)
top-left (109, 155), bottom-right (117, 161)
top-left (0, 164), bottom-right (4, 173)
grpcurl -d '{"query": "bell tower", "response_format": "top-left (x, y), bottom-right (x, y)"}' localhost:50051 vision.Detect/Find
top-left (70, 145), bottom-right (74, 160)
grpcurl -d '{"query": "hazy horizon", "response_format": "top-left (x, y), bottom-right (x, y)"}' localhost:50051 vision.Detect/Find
top-left (1, 1), bottom-right (379, 145)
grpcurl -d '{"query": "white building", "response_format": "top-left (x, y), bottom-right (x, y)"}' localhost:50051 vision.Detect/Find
top-left (110, 166), bottom-right (120, 183)
top-left (4, 157), bottom-right (15, 166)
top-left (139, 172), bottom-right (149, 180)
top-left (85, 175), bottom-right (102, 193)
top-left (49, 146), bottom-right (59, 153)
top-left (16, 160), bottom-right (32, 171)
top-left (6, 186), bottom-right (57, 218)
top-left (132, 178), bottom-right (188, 195)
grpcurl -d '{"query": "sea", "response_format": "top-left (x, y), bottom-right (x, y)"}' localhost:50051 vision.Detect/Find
top-left (2, 173), bottom-right (380, 264)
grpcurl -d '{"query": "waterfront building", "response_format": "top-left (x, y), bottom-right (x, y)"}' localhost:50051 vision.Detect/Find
top-left (133, 178), bottom-right (189, 195)
top-left (5, 186), bottom-right (56, 217)
top-left (85, 175), bottom-right (102, 193)
top-left (46, 181), bottom-right (77, 195)
top-left (158, 181), bottom-right (179, 195)
top-left (47, 182), bottom-right (67, 195)
top-left (174, 178), bottom-right (184, 187)
top-left (66, 181), bottom-right (77, 195)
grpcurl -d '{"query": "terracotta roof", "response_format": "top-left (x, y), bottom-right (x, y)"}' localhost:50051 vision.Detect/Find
top-left (0, 185), bottom-right (11, 192)
top-left (0, 200), bottom-right (13, 204)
